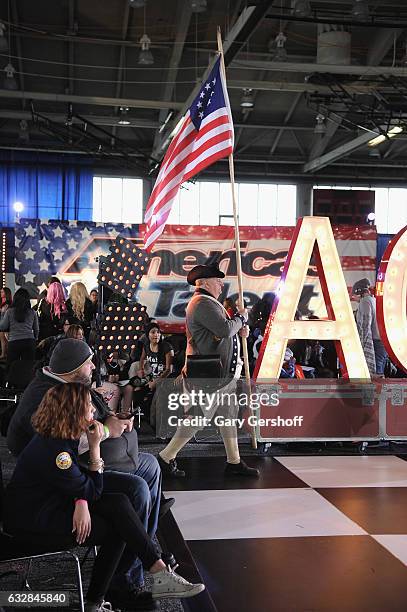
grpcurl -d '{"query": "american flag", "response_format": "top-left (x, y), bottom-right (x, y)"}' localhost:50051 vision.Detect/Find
top-left (143, 55), bottom-right (234, 251)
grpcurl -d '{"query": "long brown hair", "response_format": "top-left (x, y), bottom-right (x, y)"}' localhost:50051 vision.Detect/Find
top-left (32, 383), bottom-right (91, 439)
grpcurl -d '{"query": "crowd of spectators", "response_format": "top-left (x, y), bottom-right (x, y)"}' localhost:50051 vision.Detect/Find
top-left (0, 277), bottom-right (404, 441)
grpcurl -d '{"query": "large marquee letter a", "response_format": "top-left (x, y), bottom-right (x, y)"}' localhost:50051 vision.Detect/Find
top-left (253, 217), bottom-right (370, 382)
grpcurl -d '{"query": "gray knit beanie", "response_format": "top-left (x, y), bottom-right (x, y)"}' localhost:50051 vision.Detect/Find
top-left (49, 338), bottom-right (93, 375)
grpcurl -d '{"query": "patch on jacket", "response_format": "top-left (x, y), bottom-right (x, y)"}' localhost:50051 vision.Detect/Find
top-left (55, 451), bottom-right (72, 470)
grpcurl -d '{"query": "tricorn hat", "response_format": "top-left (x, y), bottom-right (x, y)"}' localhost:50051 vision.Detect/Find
top-left (187, 264), bottom-right (225, 286)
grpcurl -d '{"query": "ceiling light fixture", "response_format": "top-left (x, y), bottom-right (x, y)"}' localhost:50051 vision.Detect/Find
top-left (274, 31), bottom-right (287, 62)
top-left (18, 119), bottom-right (29, 142)
top-left (138, 34), bottom-right (154, 65)
top-left (293, 0), bottom-right (312, 18)
top-left (138, 3), bottom-right (154, 65)
top-left (314, 113), bottom-right (327, 135)
top-left (0, 22), bottom-right (8, 52)
top-left (351, 0), bottom-right (370, 20)
top-left (368, 125), bottom-right (403, 147)
top-left (191, 0), bottom-right (207, 12)
top-left (118, 106), bottom-right (130, 125)
top-left (3, 62), bottom-right (17, 90)
top-left (240, 88), bottom-right (254, 109)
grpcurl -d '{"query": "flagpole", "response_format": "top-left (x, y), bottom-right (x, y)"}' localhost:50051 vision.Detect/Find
top-left (217, 28), bottom-right (257, 450)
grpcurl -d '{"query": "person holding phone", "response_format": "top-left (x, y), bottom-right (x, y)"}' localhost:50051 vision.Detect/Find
top-left (4, 382), bottom-right (205, 612)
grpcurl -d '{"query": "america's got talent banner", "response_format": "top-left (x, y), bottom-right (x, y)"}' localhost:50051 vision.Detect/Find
top-left (14, 220), bottom-right (376, 332)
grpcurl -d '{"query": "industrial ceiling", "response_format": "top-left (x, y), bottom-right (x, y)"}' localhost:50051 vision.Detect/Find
top-left (1, 0), bottom-right (407, 185)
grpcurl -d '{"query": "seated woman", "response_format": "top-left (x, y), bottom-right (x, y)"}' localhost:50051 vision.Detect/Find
top-left (4, 383), bottom-right (204, 612)
top-left (122, 323), bottom-right (174, 422)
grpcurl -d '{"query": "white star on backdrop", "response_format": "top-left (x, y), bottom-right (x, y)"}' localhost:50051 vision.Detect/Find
top-left (212, 77), bottom-right (216, 85)
top-left (205, 84), bottom-right (210, 90)
top-left (96, 222), bottom-right (105, 228)
top-left (25, 247), bottom-right (36, 260)
top-left (24, 271), bottom-right (36, 284)
top-left (39, 236), bottom-right (50, 249)
top-left (200, 92), bottom-right (205, 99)
top-left (15, 236), bottom-right (21, 248)
top-left (53, 226), bottom-right (64, 238)
top-left (199, 112), bottom-right (204, 119)
top-left (124, 224), bottom-right (133, 229)
top-left (81, 227), bottom-right (92, 240)
top-left (69, 220), bottom-right (77, 227)
top-left (24, 225), bottom-right (37, 237)
top-left (67, 238), bottom-right (78, 250)
top-left (207, 99), bottom-right (211, 106)
top-left (40, 219), bottom-right (49, 226)
top-left (38, 283), bottom-right (47, 293)
top-left (39, 259), bottom-right (49, 271)
top-left (53, 249), bottom-right (64, 261)
top-left (14, 260), bottom-right (21, 270)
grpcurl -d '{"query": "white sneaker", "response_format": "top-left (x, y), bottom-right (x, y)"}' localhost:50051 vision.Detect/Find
top-left (151, 568), bottom-right (205, 599)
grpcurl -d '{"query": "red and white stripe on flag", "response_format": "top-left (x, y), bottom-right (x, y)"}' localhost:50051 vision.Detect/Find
top-left (143, 56), bottom-right (233, 251)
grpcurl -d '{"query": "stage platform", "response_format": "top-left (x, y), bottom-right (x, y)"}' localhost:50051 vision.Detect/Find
top-left (164, 454), bottom-right (407, 612)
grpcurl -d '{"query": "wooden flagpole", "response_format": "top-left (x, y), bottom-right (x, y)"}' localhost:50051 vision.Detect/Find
top-left (217, 28), bottom-right (257, 449)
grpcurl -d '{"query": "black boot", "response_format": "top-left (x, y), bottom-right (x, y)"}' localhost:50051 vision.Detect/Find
top-left (224, 459), bottom-right (259, 478)
top-left (157, 454), bottom-right (185, 478)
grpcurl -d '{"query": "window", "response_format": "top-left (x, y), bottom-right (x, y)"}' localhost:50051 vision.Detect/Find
top-left (93, 177), bottom-right (143, 223)
top-left (314, 185), bottom-right (407, 234)
top-left (167, 180), bottom-right (296, 226)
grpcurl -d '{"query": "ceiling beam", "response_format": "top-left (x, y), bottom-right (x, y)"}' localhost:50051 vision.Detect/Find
top-left (231, 58), bottom-right (407, 76)
top-left (367, 28), bottom-right (401, 66)
top-left (0, 89), bottom-right (183, 110)
top-left (227, 79), bottom-right (373, 94)
top-left (291, 129), bottom-right (306, 156)
top-left (0, 109), bottom-right (325, 132)
top-left (151, 0), bottom-right (193, 159)
top-left (269, 92), bottom-right (302, 157)
top-left (0, 80), bottom-right (372, 111)
top-left (0, 110), bottom-right (158, 128)
top-left (302, 130), bottom-right (379, 173)
top-left (223, 1), bottom-right (274, 65)
top-left (305, 27), bottom-right (405, 170)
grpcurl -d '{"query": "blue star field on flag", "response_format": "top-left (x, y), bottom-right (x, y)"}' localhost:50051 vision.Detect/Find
top-left (189, 56), bottom-right (227, 130)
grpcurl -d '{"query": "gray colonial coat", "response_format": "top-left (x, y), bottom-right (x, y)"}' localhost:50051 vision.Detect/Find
top-left (154, 289), bottom-right (246, 436)
top-left (186, 289), bottom-right (244, 386)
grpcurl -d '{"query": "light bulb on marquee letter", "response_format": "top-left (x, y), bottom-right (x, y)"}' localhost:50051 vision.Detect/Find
top-left (253, 217), bottom-right (371, 382)
top-left (376, 225), bottom-right (407, 373)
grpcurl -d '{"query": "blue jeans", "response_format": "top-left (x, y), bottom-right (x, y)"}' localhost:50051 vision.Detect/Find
top-left (103, 452), bottom-right (162, 590)
top-left (373, 339), bottom-right (388, 375)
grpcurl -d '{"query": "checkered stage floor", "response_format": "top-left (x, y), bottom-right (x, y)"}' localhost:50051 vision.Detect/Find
top-left (163, 454), bottom-right (407, 612)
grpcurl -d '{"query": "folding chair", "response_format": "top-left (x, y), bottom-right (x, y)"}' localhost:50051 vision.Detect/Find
top-left (0, 460), bottom-right (85, 612)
